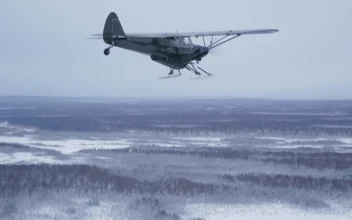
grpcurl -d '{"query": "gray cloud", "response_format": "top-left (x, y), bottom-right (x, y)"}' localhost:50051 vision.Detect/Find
top-left (0, 0), bottom-right (351, 99)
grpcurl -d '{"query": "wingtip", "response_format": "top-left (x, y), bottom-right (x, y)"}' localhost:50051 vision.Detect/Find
top-left (264, 29), bottom-right (279, 34)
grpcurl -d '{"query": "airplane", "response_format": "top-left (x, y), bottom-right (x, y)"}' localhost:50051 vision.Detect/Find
top-left (90, 12), bottom-right (278, 79)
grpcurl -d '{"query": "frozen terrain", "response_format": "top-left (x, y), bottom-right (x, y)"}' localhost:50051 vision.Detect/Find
top-left (0, 97), bottom-right (352, 219)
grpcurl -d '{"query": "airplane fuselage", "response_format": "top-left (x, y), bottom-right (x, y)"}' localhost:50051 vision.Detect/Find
top-left (110, 37), bottom-right (209, 69)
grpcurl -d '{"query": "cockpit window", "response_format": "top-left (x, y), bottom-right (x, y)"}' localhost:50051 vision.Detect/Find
top-left (167, 36), bottom-right (194, 53)
top-left (176, 37), bottom-right (193, 46)
top-left (167, 36), bottom-right (193, 48)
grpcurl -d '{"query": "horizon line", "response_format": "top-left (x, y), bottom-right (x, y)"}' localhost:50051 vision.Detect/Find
top-left (0, 95), bottom-right (352, 102)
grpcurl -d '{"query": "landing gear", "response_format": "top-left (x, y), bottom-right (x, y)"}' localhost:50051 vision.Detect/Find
top-left (104, 48), bottom-right (110, 56)
top-left (186, 62), bottom-right (213, 80)
top-left (104, 42), bottom-right (114, 56)
top-left (158, 69), bottom-right (182, 79)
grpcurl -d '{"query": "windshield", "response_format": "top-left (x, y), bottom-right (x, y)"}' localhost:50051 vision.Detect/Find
top-left (175, 36), bottom-right (193, 47)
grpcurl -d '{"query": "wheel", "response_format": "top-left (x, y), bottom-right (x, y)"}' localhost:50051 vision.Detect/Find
top-left (104, 48), bottom-right (110, 56)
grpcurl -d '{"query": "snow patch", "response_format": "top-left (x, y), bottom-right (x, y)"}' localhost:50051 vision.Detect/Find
top-left (262, 145), bottom-right (324, 149)
top-left (0, 121), bottom-right (37, 133)
top-left (182, 203), bottom-right (352, 220)
top-left (0, 152), bottom-right (64, 164)
top-left (0, 135), bottom-right (131, 154)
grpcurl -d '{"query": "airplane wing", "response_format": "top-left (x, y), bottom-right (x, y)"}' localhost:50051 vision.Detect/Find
top-left (90, 29), bottom-right (278, 39)
top-left (127, 29), bottom-right (278, 38)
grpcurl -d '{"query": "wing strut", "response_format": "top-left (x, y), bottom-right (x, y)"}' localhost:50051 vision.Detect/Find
top-left (208, 34), bottom-right (241, 50)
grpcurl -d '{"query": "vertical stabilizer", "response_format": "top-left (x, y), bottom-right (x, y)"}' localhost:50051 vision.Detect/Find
top-left (103, 12), bottom-right (126, 45)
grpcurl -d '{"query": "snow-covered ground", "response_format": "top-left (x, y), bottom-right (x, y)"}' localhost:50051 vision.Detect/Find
top-left (1, 98), bottom-right (352, 219)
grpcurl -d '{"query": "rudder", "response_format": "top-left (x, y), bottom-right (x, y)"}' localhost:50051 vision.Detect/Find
top-left (103, 12), bottom-right (126, 44)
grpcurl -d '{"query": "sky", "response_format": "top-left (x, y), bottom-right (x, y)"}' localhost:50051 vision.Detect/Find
top-left (0, 0), bottom-right (351, 99)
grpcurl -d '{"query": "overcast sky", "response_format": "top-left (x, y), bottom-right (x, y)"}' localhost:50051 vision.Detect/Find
top-left (0, 0), bottom-right (351, 99)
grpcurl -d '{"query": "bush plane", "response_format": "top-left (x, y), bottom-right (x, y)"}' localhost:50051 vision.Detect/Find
top-left (90, 12), bottom-right (278, 79)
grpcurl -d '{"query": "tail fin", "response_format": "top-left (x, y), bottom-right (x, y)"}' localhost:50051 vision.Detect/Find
top-left (103, 12), bottom-right (126, 44)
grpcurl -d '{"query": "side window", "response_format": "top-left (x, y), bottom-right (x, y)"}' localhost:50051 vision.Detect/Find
top-left (173, 47), bottom-right (180, 54)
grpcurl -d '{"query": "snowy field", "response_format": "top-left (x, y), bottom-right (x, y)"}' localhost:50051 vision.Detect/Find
top-left (0, 97), bottom-right (352, 219)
